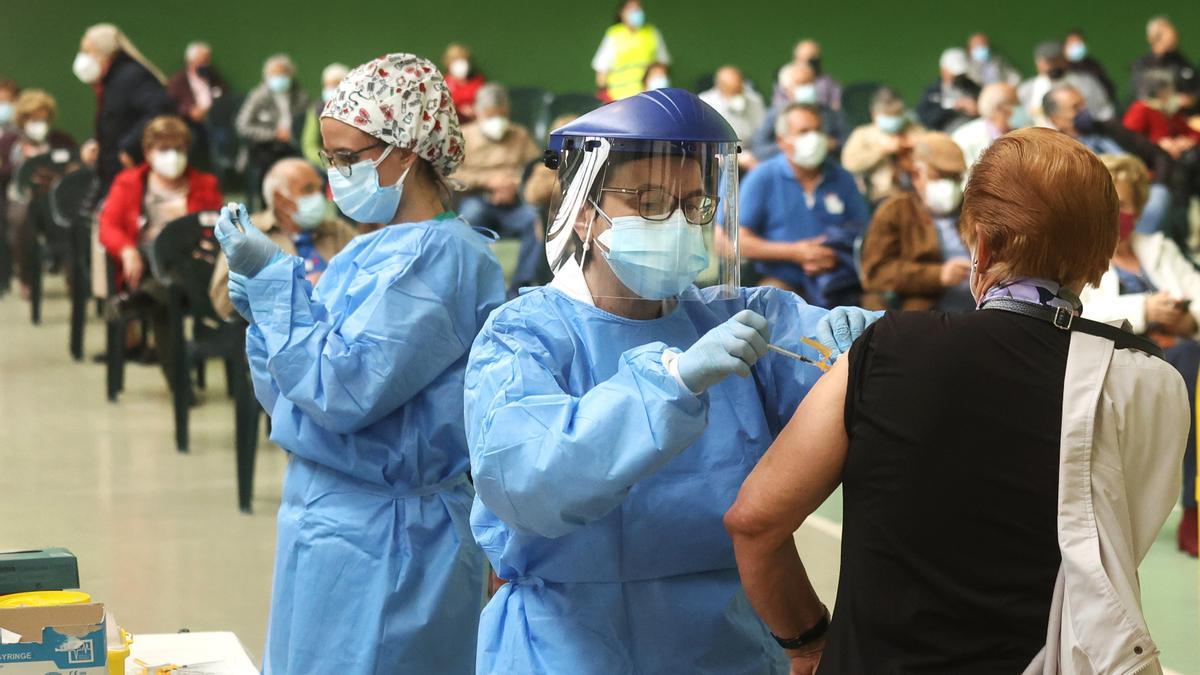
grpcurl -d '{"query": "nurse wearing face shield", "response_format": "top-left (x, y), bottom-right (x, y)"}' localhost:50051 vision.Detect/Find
top-left (213, 54), bottom-right (505, 674)
top-left (464, 88), bottom-right (879, 674)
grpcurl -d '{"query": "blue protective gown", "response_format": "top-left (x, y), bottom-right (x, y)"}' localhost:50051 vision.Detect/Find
top-left (464, 284), bottom-right (829, 674)
top-left (244, 214), bottom-right (504, 675)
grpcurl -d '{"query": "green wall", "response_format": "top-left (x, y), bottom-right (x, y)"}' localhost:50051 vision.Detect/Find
top-left (2, 0), bottom-right (1197, 141)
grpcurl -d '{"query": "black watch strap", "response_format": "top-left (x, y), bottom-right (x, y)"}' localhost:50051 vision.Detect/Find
top-left (771, 604), bottom-right (831, 650)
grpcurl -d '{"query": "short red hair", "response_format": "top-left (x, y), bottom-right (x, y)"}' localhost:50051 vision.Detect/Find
top-left (961, 128), bottom-right (1117, 288)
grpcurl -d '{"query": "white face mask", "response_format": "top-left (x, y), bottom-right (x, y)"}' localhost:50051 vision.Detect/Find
top-left (449, 58), bottom-right (470, 80)
top-left (923, 178), bottom-right (963, 215)
top-left (23, 120), bottom-right (49, 143)
top-left (150, 149), bottom-right (187, 180)
top-left (480, 116), bottom-right (510, 141)
top-left (790, 131), bottom-right (828, 169)
top-left (793, 84), bottom-right (818, 105)
top-left (73, 52), bottom-right (102, 84)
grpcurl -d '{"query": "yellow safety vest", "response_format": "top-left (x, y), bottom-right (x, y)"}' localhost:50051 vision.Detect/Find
top-left (603, 24), bottom-right (660, 100)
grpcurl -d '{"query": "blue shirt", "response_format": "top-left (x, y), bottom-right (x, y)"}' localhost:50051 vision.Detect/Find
top-left (737, 154), bottom-right (869, 307)
top-left (1078, 134), bottom-right (1124, 155)
top-left (932, 215), bottom-right (974, 311)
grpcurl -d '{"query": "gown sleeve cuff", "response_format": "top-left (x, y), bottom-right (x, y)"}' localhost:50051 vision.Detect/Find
top-left (661, 348), bottom-right (703, 396)
top-left (244, 254), bottom-right (313, 353)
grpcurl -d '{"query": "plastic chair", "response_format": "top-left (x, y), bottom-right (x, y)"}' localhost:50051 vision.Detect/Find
top-left (508, 87), bottom-right (553, 145)
top-left (48, 167), bottom-right (99, 361)
top-left (840, 81), bottom-right (883, 132)
top-left (13, 148), bottom-right (82, 324)
top-left (153, 212), bottom-right (262, 512)
top-left (205, 92), bottom-right (246, 192)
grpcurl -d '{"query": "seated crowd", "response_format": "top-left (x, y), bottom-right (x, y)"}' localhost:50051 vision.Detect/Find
top-left (0, 9), bottom-right (1197, 556)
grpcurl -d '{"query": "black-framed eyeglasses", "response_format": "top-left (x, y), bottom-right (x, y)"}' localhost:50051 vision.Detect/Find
top-left (598, 187), bottom-right (719, 225)
top-left (318, 141), bottom-right (387, 178)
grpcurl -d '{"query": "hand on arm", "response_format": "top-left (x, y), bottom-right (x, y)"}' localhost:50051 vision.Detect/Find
top-left (724, 355), bottom-right (851, 669)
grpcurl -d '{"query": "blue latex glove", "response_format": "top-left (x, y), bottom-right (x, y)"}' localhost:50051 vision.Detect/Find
top-left (676, 310), bottom-right (771, 393)
top-left (816, 307), bottom-right (884, 358)
top-left (214, 202), bottom-right (286, 277)
top-left (228, 271), bottom-right (252, 322)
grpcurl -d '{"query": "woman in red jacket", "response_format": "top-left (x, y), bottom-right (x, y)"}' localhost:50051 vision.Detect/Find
top-left (98, 114), bottom-right (222, 382)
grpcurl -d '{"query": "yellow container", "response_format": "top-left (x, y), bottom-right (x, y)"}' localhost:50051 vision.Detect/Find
top-left (0, 590), bottom-right (91, 607)
top-left (108, 627), bottom-right (133, 675)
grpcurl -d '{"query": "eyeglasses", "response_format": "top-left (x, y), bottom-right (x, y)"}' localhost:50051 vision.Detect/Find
top-left (318, 141), bottom-right (387, 178)
top-left (598, 187), bottom-right (719, 225)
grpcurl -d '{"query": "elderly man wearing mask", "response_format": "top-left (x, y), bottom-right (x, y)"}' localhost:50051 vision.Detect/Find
top-left (952, 83), bottom-right (1030, 169)
top-left (1132, 16), bottom-right (1194, 101)
top-left (860, 132), bottom-right (973, 312)
top-left (841, 87), bottom-right (924, 205)
top-left (453, 83), bottom-right (543, 294)
top-left (235, 54), bottom-right (309, 211)
top-left (965, 31), bottom-right (1022, 86)
top-left (917, 48), bottom-right (982, 132)
top-left (72, 23), bottom-right (172, 196)
top-left (213, 54), bottom-right (504, 674)
top-left (1019, 41), bottom-right (1113, 123)
top-left (751, 63), bottom-right (847, 164)
top-left (1064, 28), bottom-right (1118, 102)
top-left (700, 65), bottom-right (766, 170)
top-left (738, 103), bottom-right (869, 308)
top-left (166, 41), bottom-right (226, 126)
top-left (209, 157), bottom-right (357, 319)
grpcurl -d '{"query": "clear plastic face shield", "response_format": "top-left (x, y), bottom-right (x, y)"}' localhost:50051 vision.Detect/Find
top-left (545, 137), bottom-right (740, 302)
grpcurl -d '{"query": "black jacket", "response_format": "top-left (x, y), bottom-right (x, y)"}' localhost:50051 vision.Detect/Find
top-left (916, 77), bottom-right (981, 131)
top-left (95, 52), bottom-right (172, 195)
top-left (1130, 50), bottom-right (1194, 100)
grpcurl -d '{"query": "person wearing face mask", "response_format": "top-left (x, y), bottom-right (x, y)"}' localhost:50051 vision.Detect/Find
top-left (700, 65), bottom-right (766, 170)
top-left (209, 158), bottom-right (357, 320)
top-left (213, 54), bottom-right (504, 674)
top-left (951, 83), bottom-right (1029, 171)
top-left (235, 54), bottom-right (310, 212)
top-left (443, 43), bottom-right (487, 123)
top-left (1124, 69), bottom-right (1200, 161)
top-left (917, 48), bottom-right (982, 132)
top-left (592, 0), bottom-right (671, 101)
top-left (739, 103), bottom-right (869, 308)
top-left (1019, 41), bottom-right (1113, 123)
top-left (964, 31), bottom-right (1022, 87)
top-left (728, 130), bottom-right (1188, 675)
top-left (0, 78), bottom-right (17, 136)
top-left (772, 39), bottom-right (843, 111)
top-left (301, 63), bottom-right (349, 168)
top-left (73, 23), bottom-right (172, 197)
top-left (1064, 28), bottom-right (1117, 103)
top-left (464, 86), bottom-right (878, 675)
top-left (1081, 154), bottom-right (1200, 558)
top-left (642, 62), bottom-right (671, 91)
top-left (97, 115), bottom-right (222, 384)
top-left (751, 63), bottom-right (847, 164)
top-left (860, 132), bottom-right (973, 312)
top-left (842, 87), bottom-right (924, 205)
top-left (166, 41), bottom-right (227, 126)
top-left (1, 90), bottom-right (77, 300)
top-left (453, 82), bottom-right (544, 294)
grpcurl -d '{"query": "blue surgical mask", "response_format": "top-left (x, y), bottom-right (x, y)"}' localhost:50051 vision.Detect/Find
top-left (646, 75), bottom-right (670, 90)
top-left (596, 209), bottom-right (709, 300)
top-left (1065, 42), bottom-right (1087, 63)
top-left (971, 45), bottom-right (991, 63)
top-left (875, 114), bottom-right (906, 134)
top-left (327, 145), bottom-right (407, 224)
top-left (625, 7), bottom-right (646, 29)
top-left (267, 75), bottom-right (291, 93)
top-left (1008, 104), bottom-right (1033, 129)
top-left (291, 192), bottom-right (328, 230)
top-left (0, 102), bottom-right (13, 126)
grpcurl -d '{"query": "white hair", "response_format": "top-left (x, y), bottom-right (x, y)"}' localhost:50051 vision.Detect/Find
top-left (185, 41), bottom-right (210, 62)
top-left (939, 48), bottom-right (968, 76)
top-left (978, 83), bottom-right (1015, 118)
top-left (1147, 15), bottom-right (1172, 40)
top-left (475, 83), bottom-right (509, 111)
top-left (262, 53), bottom-right (296, 80)
top-left (83, 23), bottom-right (166, 84)
top-left (262, 158), bottom-right (317, 210)
top-left (321, 62), bottom-right (350, 86)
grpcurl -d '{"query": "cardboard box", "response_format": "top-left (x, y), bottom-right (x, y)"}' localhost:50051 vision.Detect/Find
top-left (0, 603), bottom-right (106, 674)
top-left (0, 550), bottom-right (79, 596)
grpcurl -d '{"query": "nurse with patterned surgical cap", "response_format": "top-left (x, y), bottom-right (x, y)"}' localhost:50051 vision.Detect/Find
top-left (213, 53), bottom-right (505, 674)
top-left (464, 87), bottom-right (879, 674)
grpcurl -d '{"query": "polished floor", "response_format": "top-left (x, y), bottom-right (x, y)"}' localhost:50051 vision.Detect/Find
top-left (0, 277), bottom-right (1196, 672)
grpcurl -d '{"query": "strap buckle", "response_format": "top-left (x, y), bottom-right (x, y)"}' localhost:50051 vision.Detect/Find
top-left (1052, 306), bottom-right (1074, 330)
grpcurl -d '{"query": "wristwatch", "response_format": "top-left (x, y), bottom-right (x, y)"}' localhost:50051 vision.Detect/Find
top-left (771, 604), bottom-right (831, 650)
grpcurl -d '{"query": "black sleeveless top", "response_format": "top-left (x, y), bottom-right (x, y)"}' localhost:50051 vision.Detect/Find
top-left (818, 310), bottom-right (1066, 674)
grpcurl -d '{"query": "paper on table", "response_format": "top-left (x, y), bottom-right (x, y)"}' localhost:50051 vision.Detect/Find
top-left (128, 631), bottom-right (258, 675)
